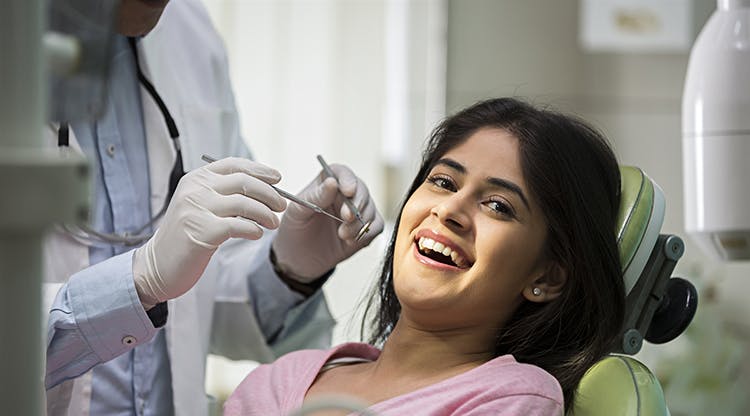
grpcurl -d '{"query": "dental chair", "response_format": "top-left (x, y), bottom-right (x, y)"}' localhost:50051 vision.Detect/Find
top-left (570, 166), bottom-right (699, 416)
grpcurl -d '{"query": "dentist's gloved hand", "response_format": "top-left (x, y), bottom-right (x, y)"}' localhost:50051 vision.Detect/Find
top-left (271, 163), bottom-right (384, 283)
top-left (133, 157), bottom-right (286, 310)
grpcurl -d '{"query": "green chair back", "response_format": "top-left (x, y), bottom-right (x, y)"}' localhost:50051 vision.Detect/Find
top-left (571, 166), bottom-right (670, 416)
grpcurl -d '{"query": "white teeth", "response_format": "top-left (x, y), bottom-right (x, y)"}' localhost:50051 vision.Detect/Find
top-left (416, 237), bottom-right (468, 268)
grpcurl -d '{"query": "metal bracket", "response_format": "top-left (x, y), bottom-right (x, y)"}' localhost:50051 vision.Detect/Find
top-left (614, 234), bottom-right (685, 354)
top-left (0, 147), bottom-right (90, 231)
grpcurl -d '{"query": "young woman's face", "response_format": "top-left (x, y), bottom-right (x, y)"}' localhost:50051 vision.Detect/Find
top-left (393, 127), bottom-right (551, 331)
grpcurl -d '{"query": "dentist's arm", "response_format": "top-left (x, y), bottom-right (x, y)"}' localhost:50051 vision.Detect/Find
top-left (45, 157), bottom-right (287, 388)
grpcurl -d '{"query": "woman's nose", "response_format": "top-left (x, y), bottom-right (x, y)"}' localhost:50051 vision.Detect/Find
top-left (431, 193), bottom-right (472, 231)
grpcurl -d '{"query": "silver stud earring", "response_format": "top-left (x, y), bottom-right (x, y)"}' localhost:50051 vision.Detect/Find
top-left (532, 287), bottom-right (542, 296)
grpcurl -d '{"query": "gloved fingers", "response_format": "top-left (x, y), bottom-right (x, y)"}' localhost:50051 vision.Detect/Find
top-left (285, 177), bottom-right (339, 220)
top-left (337, 194), bottom-right (382, 241)
top-left (204, 156), bottom-right (281, 184)
top-left (365, 203), bottom-right (385, 238)
top-left (207, 193), bottom-right (281, 230)
top-left (331, 192), bottom-right (359, 223)
top-left (337, 218), bottom-right (364, 241)
top-left (308, 176), bottom-right (340, 208)
top-left (336, 175), bottom-right (371, 221)
top-left (212, 172), bottom-right (287, 212)
top-left (327, 163), bottom-right (358, 198)
top-left (219, 216), bottom-right (266, 241)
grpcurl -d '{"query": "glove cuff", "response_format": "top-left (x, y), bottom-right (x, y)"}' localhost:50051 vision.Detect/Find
top-left (270, 247), bottom-right (333, 297)
top-left (132, 242), bottom-right (163, 310)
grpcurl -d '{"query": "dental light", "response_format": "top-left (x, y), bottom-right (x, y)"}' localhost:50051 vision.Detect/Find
top-left (682, 0), bottom-right (750, 260)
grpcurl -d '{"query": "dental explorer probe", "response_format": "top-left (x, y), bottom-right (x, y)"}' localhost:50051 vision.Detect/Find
top-left (316, 154), bottom-right (371, 241)
top-left (200, 154), bottom-right (345, 224)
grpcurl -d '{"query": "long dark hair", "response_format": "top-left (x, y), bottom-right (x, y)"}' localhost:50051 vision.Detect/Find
top-left (363, 97), bottom-right (624, 410)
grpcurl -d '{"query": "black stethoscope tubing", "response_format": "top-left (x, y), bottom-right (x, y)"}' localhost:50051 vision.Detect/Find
top-left (56, 37), bottom-right (185, 246)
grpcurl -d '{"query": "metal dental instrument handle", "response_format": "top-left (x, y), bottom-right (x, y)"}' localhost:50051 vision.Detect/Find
top-left (315, 155), bottom-right (371, 241)
top-left (270, 185), bottom-right (344, 223)
top-left (200, 154), bottom-right (344, 224)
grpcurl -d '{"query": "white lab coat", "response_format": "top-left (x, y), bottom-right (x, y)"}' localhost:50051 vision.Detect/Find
top-left (42, 1), bottom-right (334, 415)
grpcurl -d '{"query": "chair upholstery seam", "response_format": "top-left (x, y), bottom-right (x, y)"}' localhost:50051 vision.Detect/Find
top-left (618, 169), bottom-right (647, 272)
top-left (617, 355), bottom-right (642, 416)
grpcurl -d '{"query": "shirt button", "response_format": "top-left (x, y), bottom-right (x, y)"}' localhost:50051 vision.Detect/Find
top-left (122, 335), bottom-right (137, 345)
top-left (106, 143), bottom-right (116, 157)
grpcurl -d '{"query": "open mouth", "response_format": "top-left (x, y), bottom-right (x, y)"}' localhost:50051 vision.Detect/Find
top-left (416, 237), bottom-right (471, 269)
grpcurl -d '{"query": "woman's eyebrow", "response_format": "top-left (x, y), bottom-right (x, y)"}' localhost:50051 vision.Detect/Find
top-left (435, 158), bottom-right (530, 211)
top-left (435, 158), bottom-right (466, 173)
top-left (485, 176), bottom-right (530, 211)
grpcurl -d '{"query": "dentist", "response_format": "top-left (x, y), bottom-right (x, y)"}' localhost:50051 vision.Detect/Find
top-left (44, 0), bottom-right (383, 415)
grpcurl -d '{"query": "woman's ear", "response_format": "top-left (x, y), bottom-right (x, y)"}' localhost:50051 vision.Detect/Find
top-left (522, 263), bottom-right (567, 303)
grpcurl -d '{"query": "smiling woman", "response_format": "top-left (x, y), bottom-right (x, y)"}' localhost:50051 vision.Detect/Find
top-left (224, 97), bottom-right (624, 416)
top-left (392, 127), bottom-right (558, 336)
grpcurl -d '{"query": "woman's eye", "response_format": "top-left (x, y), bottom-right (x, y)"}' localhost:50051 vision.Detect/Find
top-left (486, 199), bottom-right (515, 217)
top-left (427, 175), bottom-right (456, 192)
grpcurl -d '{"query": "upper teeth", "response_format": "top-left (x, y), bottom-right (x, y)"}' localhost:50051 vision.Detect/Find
top-left (417, 237), bottom-right (468, 268)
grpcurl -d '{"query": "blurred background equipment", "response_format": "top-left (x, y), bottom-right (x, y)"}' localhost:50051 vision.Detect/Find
top-left (682, 0), bottom-right (750, 260)
top-left (0, 0), bottom-right (117, 413)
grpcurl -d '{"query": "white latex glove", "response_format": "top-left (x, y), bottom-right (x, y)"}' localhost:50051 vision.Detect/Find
top-left (271, 163), bottom-right (384, 282)
top-left (133, 157), bottom-right (286, 310)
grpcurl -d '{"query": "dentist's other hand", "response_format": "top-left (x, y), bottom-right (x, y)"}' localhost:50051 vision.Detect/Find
top-left (272, 163), bottom-right (384, 283)
top-left (133, 157), bottom-right (286, 310)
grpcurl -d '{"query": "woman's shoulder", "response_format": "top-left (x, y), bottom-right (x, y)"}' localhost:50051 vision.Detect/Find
top-left (224, 343), bottom-right (377, 415)
top-left (368, 354), bottom-right (563, 415)
top-left (477, 355), bottom-right (563, 401)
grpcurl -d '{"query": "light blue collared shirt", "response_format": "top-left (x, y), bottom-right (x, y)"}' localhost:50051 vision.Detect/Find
top-left (47, 35), bottom-right (174, 416)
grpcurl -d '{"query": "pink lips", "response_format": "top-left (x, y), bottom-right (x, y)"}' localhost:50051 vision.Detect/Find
top-left (412, 229), bottom-right (473, 270)
top-left (412, 244), bottom-right (464, 271)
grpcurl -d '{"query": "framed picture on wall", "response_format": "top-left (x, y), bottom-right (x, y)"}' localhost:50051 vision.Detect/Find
top-left (579, 0), bottom-right (693, 52)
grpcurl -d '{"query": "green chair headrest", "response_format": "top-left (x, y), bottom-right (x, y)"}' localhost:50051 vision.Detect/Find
top-left (616, 166), bottom-right (665, 295)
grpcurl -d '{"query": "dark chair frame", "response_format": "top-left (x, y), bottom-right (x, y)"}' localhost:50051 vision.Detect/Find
top-left (614, 233), bottom-right (697, 355)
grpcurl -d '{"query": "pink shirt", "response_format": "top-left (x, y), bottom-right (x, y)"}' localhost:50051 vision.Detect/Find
top-left (224, 342), bottom-right (563, 415)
